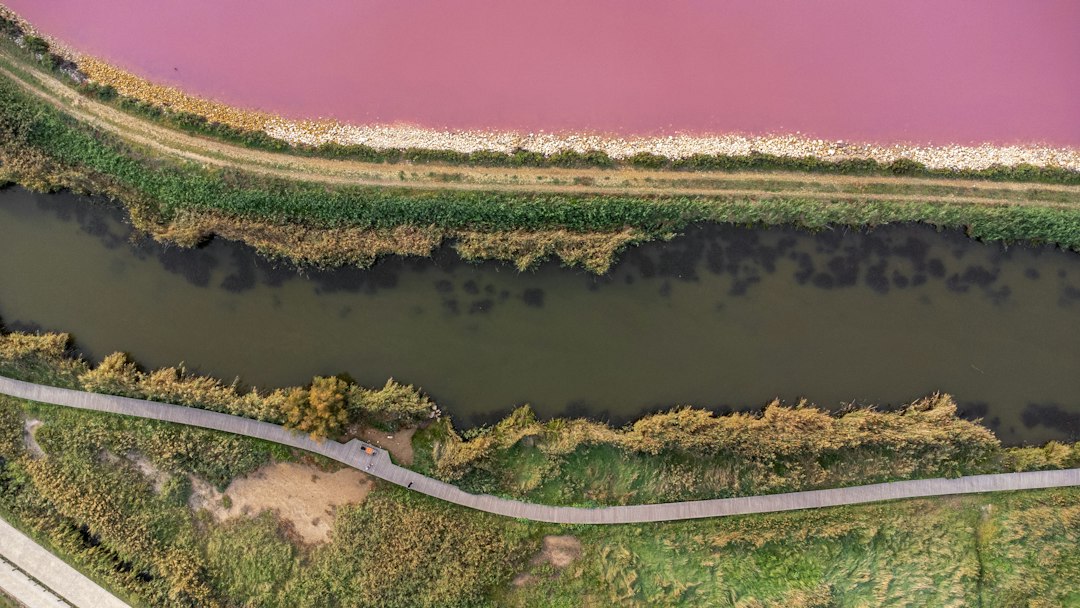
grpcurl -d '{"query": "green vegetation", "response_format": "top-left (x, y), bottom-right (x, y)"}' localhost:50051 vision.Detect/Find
top-left (1, 393), bottom-right (1076, 607)
top-left (416, 399), bottom-right (1079, 506)
top-left (502, 489), bottom-right (1080, 607)
top-left (1, 28), bottom-right (1079, 273)
top-left (0, 333), bottom-right (435, 432)
top-left (282, 376), bottom-right (349, 440)
top-left (3, 328), bottom-right (1078, 511)
top-left (1, 328), bottom-right (1077, 605)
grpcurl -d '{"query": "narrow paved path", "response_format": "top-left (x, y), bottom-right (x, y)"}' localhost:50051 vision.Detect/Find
top-left (0, 516), bottom-right (129, 608)
top-left (1, 375), bottom-right (1077, 524)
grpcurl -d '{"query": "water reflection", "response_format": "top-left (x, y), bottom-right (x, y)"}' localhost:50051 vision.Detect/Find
top-left (2, 187), bottom-right (1079, 444)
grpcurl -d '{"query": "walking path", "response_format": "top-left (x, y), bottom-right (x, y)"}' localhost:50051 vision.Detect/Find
top-left (0, 516), bottom-right (129, 608)
top-left (1, 375), bottom-right (1077, 524)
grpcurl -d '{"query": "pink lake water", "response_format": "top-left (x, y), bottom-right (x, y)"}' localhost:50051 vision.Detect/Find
top-left (6, 0), bottom-right (1080, 145)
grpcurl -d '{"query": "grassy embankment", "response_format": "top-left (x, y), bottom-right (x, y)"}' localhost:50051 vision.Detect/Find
top-left (1, 357), bottom-right (1078, 606)
top-left (3, 329), bottom-right (1078, 508)
top-left (1, 21), bottom-right (1080, 273)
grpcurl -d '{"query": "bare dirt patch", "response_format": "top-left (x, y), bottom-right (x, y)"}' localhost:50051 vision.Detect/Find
top-left (512, 535), bottom-right (583, 587)
top-left (188, 462), bottom-right (371, 544)
top-left (127, 452), bottom-right (168, 493)
top-left (354, 426), bottom-right (416, 466)
top-left (96, 450), bottom-right (170, 493)
top-left (536, 535), bottom-right (583, 568)
top-left (22, 419), bottom-right (44, 459)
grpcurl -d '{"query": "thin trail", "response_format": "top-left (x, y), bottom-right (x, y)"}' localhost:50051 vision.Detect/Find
top-left (1, 375), bottom-right (1076, 524)
top-left (2, 51), bottom-right (1078, 211)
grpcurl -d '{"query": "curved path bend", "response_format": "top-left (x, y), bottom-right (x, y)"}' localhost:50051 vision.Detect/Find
top-left (1, 375), bottom-right (1077, 524)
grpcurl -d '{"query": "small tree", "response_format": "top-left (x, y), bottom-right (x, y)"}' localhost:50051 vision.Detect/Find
top-left (283, 377), bottom-right (348, 441)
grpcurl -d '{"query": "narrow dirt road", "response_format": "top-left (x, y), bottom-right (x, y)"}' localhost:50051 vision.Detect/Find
top-left (3, 49), bottom-right (1078, 210)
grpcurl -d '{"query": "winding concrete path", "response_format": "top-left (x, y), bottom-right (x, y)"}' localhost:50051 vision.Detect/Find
top-left (1, 375), bottom-right (1077, 524)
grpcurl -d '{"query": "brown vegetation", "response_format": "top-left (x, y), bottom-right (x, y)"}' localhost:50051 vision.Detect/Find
top-left (0, 332), bottom-right (437, 437)
top-left (282, 377), bottom-right (349, 441)
top-left (429, 395), bottom-right (1000, 484)
top-left (155, 209), bottom-right (447, 268)
top-left (453, 227), bottom-right (649, 273)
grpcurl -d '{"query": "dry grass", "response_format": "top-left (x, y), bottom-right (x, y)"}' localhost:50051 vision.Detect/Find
top-left (453, 227), bottom-right (649, 273)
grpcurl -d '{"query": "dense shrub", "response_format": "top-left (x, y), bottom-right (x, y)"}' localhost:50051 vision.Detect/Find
top-left (426, 395), bottom-right (1008, 501)
top-left (282, 376), bottom-right (349, 440)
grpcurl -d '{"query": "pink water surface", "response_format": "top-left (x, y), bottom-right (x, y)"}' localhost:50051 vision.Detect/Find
top-left (7, 0), bottom-right (1080, 145)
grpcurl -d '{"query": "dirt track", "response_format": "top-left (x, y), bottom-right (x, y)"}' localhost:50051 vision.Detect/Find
top-left (3, 49), bottom-right (1079, 211)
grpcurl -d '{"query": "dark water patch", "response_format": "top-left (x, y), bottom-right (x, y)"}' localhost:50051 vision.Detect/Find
top-left (522, 288), bottom-right (544, 307)
top-left (154, 247), bottom-right (218, 288)
top-left (468, 299), bottom-right (494, 314)
top-left (825, 254), bottom-right (859, 288)
top-left (220, 247), bottom-right (258, 293)
top-left (1025, 268), bottom-right (1041, 280)
top-left (441, 299), bottom-right (460, 315)
top-left (2, 319), bottom-right (48, 335)
top-left (957, 401), bottom-right (990, 420)
top-left (1060, 284), bottom-right (1080, 306)
top-left (811, 273), bottom-right (835, 289)
top-left (865, 262), bottom-right (889, 294)
top-left (1021, 404), bottom-right (1080, 441)
top-left (927, 258), bottom-right (946, 278)
top-left (463, 280), bottom-right (480, 295)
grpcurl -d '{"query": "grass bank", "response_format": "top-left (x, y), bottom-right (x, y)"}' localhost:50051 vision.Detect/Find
top-left (3, 329), bottom-right (1077, 509)
top-left (1, 374), bottom-right (1077, 606)
top-left (1, 29), bottom-right (1080, 272)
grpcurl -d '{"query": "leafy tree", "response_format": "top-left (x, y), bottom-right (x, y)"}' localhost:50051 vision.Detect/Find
top-left (283, 377), bottom-right (348, 440)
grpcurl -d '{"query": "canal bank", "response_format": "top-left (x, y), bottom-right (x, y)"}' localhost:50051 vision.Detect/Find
top-left (2, 187), bottom-right (1078, 443)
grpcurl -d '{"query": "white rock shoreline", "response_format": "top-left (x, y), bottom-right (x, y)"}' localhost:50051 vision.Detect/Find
top-left (4, 4), bottom-right (1079, 174)
top-left (266, 119), bottom-right (1080, 172)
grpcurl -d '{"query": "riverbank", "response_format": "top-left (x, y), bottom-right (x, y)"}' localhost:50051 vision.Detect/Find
top-left (3, 45), bottom-right (1080, 276)
top-left (2, 328), bottom-right (1077, 508)
top-left (1, 353), bottom-right (1078, 605)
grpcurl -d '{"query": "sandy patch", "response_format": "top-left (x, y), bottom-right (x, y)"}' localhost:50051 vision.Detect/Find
top-left (512, 535), bottom-right (583, 587)
top-left (188, 462), bottom-right (372, 544)
top-left (127, 452), bottom-right (168, 493)
top-left (354, 426), bottom-right (416, 466)
top-left (97, 450), bottom-right (169, 493)
top-left (22, 419), bottom-right (44, 459)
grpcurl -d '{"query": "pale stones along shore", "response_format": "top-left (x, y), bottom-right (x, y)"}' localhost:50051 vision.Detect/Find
top-left (5, 5), bottom-right (1079, 173)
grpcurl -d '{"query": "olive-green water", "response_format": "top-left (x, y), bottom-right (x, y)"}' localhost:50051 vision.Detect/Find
top-left (1, 187), bottom-right (1077, 443)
